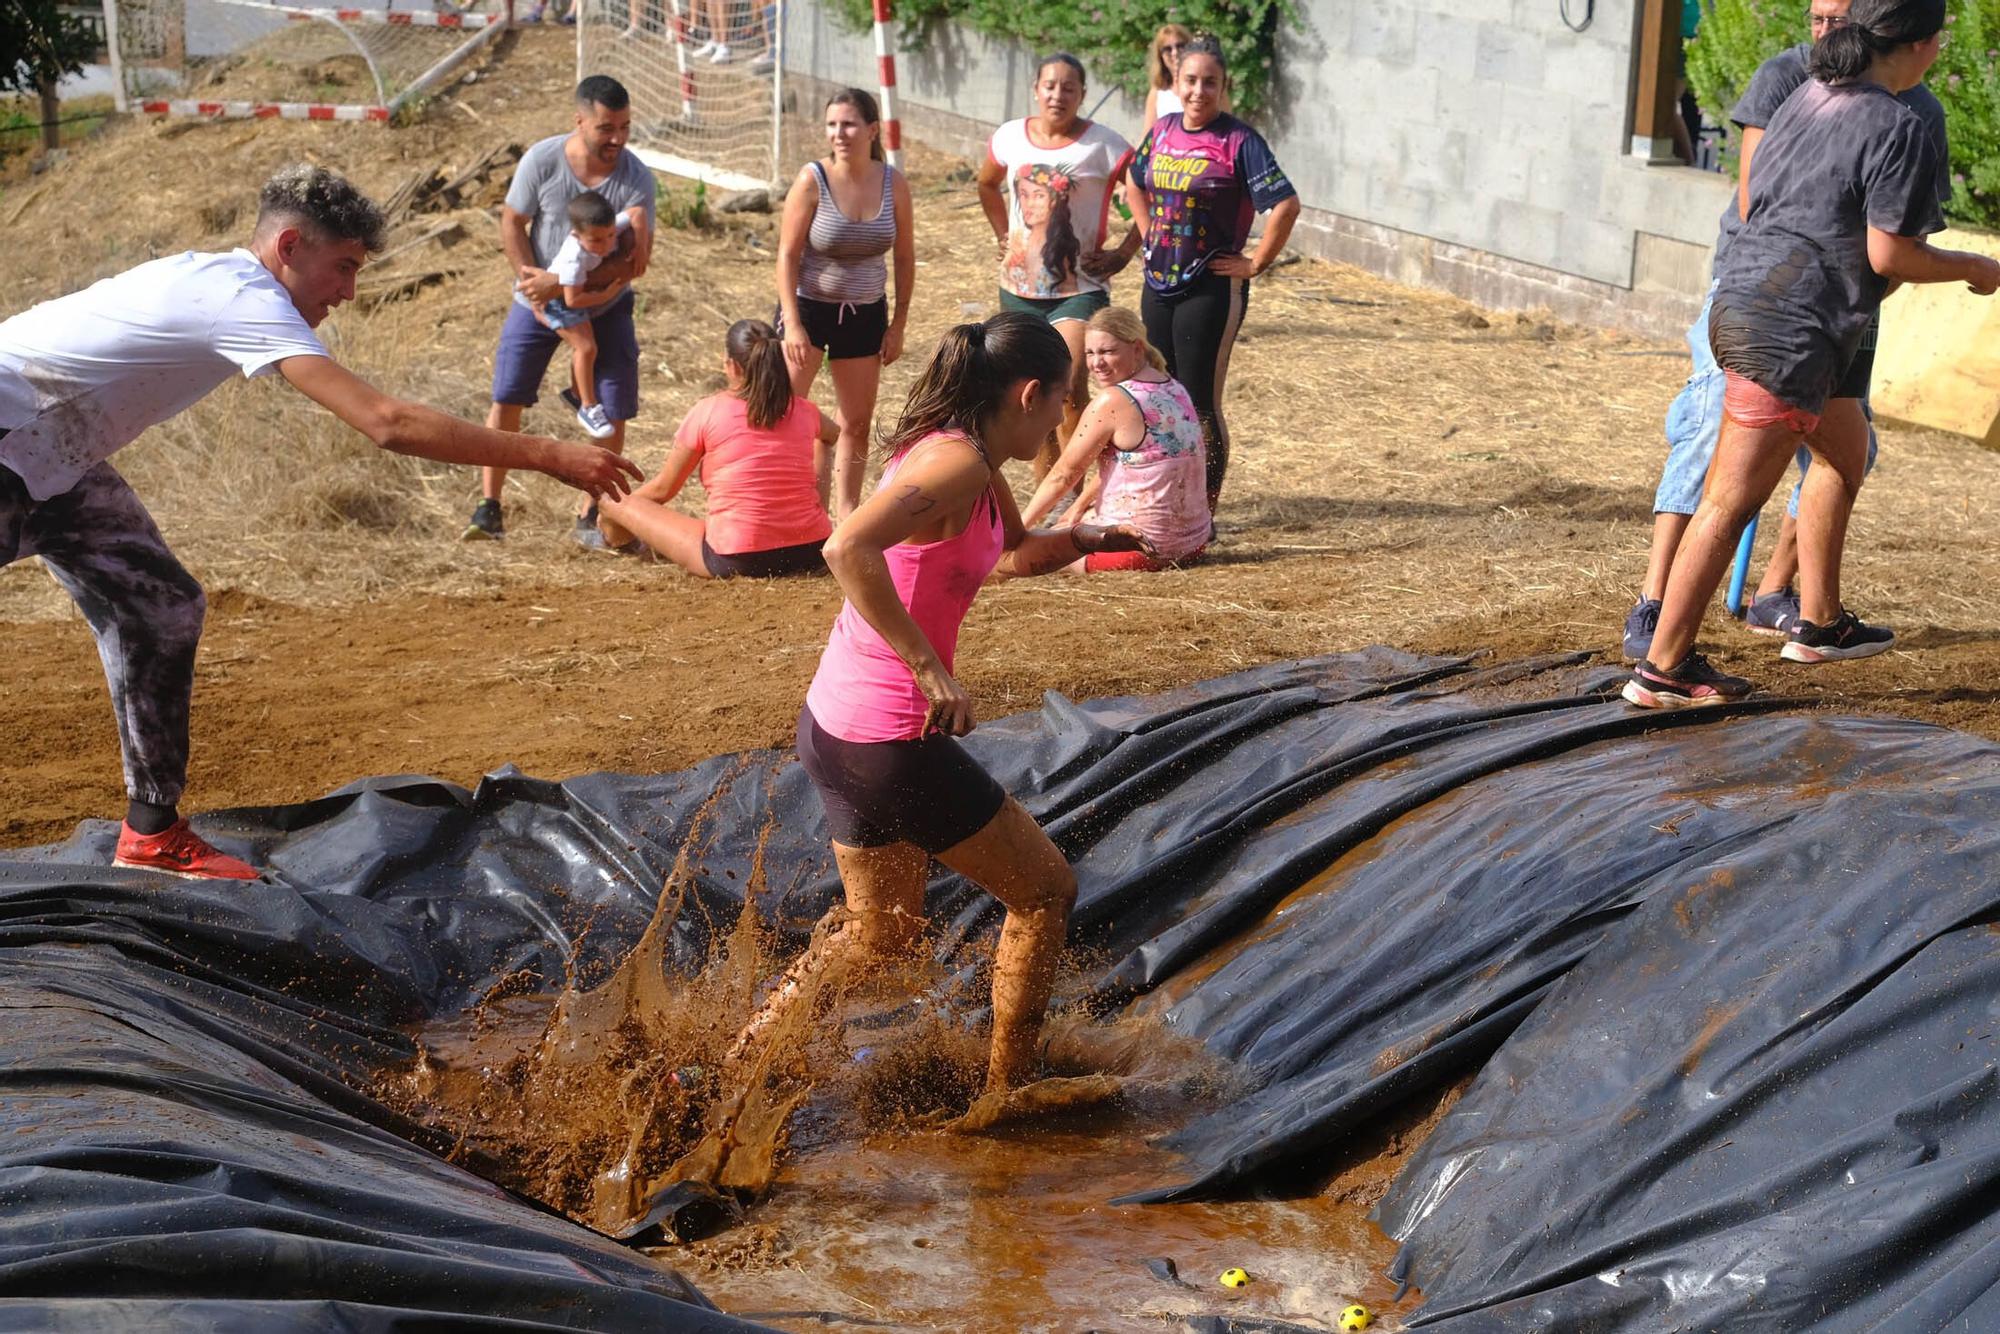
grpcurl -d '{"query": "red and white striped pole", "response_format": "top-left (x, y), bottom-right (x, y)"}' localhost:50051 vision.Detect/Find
top-left (871, 0), bottom-right (901, 169)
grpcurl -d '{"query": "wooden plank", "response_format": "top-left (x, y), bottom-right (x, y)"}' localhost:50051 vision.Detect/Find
top-left (1873, 228), bottom-right (2000, 447)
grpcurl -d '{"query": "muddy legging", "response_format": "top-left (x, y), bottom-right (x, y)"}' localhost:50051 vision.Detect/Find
top-left (1141, 269), bottom-right (1247, 506)
top-left (0, 458), bottom-right (205, 806)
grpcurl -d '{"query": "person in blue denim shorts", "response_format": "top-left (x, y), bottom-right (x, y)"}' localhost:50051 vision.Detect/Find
top-left (1623, 0), bottom-right (1948, 663)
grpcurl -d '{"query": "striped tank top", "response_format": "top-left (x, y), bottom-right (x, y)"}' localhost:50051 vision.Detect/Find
top-left (796, 161), bottom-right (897, 304)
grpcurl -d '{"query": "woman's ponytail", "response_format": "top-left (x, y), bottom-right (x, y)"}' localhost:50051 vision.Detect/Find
top-left (1809, 22), bottom-right (1881, 82)
top-left (882, 313), bottom-right (1071, 457)
top-left (1811, 0), bottom-right (1946, 83)
top-left (726, 318), bottom-right (793, 430)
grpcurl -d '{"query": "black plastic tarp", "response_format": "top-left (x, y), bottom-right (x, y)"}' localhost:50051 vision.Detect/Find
top-left (6, 648), bottom-right (2000, 1330)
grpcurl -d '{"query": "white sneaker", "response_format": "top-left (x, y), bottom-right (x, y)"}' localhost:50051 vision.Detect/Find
top-left (688, 38), bottom-right (715, 56)
top-left (708, 42), bottom-right (733, 63)
top-left (749, 49), bottom-right (774, 72)
top-left (576, 403), bottom-right (617, 439)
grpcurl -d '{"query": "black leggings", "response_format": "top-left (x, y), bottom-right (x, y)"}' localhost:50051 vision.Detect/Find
top-left (1141, 270), bottom-right (1248, 504)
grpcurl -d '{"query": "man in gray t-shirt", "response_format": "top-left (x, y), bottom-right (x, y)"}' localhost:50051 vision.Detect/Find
top-left (467, 74), bottom-right (659, 544)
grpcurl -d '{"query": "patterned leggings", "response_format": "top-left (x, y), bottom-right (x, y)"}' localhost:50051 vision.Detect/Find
top-left (1, 460), bottom-right (205, 806)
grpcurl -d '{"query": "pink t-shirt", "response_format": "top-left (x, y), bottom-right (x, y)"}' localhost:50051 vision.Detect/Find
top-left (805, 437), bottom-right (1005, 743)
top-left (678, 392), bottom-right (832, 556)
top-left (1086, 376), bottom-right (1210, 560)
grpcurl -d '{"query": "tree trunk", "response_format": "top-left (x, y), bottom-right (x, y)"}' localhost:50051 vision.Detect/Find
top-left (38, 78), bottom-right (60, 152)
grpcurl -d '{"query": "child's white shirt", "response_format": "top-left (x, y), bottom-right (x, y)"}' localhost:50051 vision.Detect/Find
top-left (548, 208), bottom-right (638, 288)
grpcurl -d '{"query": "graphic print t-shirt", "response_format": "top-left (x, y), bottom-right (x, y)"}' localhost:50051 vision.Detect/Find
top-left (1130, 113), bottom-right (1295, 296)
top-left (987, 119), bottom-right (1133, 299)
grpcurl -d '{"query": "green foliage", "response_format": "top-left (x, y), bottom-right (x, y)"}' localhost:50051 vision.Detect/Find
top-left (655, 176), bottom-right (711, 229)
top-left (1, 0), bottom-right (97, 96)
top-left (1685, 0), bottom-right (2000, 230)
top-left (826, 0), bottom-right (1297, 121)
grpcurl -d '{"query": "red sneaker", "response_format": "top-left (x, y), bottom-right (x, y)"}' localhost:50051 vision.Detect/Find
top-left (114, 819), bottom-right (260, 881)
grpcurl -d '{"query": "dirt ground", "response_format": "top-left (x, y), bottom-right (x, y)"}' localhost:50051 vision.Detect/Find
top-left (5, 26), bottom-right (2000, 854)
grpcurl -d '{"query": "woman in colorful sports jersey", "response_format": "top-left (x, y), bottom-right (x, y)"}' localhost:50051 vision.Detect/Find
top-left (977, 53), bottom-right (1139, 474)
top-left (728, 313), bottom-right (1152, 1094)
top-left (1124, 35), bottom-right (1299, 511)
top-left (1020, 306), bottom-right (1209, 571)
top-left (596, 319), bottom-right (836, 577)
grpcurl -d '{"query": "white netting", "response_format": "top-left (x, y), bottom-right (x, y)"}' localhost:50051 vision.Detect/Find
top-left (110, 0), bottom-right (508, 119)
top-left (574, 0), bottom-right (782, 190)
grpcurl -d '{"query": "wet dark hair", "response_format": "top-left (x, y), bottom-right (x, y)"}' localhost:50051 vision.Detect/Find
top-left (1810, 0), bottom-right (1945, 82)
top-left (882, 312), bottom-right (1071, 457)
top-left (826, 87), bottom-right (885, 163)
top-left (575, 74), bottom-right (630, 111)
top-left (1037, 52), bottom-right (1086, 88)
top-left (567, 190), bottom-right (616, 231)
top-left (256, 163), bottom-right (387, 253)
top-left (725, 318), bottom-right (793, 430)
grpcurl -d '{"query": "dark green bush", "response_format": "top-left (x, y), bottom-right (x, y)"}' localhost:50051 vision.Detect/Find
top-left (1685, 0), bottom-right (2000, 230)
top-left (827, 0), bottom-right (1297, 121)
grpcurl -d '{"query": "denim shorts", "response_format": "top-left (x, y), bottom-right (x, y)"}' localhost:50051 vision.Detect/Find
top-left (491, 291), bottom-right (639, 419)
top-left (1653, 285), bottom-right (1876, 519)
top-left (538, 296), bottom-right (591, 331)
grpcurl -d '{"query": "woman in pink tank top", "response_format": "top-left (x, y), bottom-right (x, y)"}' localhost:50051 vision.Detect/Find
top-left (597, 319), bottom-right (839, 577)
top-left (1020, 305), bottom-right (1211, 571)
top-left (729, 312), bottom-right (1152, 1096)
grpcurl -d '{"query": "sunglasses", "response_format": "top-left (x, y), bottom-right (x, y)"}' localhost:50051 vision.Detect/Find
top-left (1160, 42), bottom-right (1183, 54)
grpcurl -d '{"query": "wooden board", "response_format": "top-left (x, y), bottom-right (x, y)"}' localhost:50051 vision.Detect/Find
top-left (1873, 227), bottom-right (2000, 447)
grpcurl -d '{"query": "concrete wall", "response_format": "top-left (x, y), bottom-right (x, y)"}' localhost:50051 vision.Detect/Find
top-left (785, 0), bottom-right (1736, 338)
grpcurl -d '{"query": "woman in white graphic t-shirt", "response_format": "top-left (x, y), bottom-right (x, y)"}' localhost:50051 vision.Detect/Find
top-left (976, 52), bottom-right (1140, 477)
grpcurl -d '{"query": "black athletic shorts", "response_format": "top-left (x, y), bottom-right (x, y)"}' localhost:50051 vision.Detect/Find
top-left (778, 296), bottom-right (888, 361)
top-left (701, 537), bottom-right (827, 579)
top-left (795, 705), bottom-right (1006, 853)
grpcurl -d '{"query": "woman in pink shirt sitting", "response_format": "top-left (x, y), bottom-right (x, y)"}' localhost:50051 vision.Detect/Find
top-left (597, 319), bottom-right (837, 577)
top-left (729, 312), bottom-right (1151, 1094)
top-left (1019, 305), bottom-right (1209, 570)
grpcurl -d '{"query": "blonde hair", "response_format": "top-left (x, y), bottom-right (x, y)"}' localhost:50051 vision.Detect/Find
top-left (1087, 306), bottom-right (1167, 374)
top-left (1147, 24), bottom-right (1192, 92)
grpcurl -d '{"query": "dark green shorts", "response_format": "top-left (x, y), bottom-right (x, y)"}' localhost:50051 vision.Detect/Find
top-left (998, 287), bottom-right (1111, 326)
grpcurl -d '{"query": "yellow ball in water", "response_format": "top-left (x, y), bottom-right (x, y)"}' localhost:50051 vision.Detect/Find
top-left (1337, 1304), bottom-right (1373, 1331)
top-left (1218, 1267), bottom-right (1250, 1289)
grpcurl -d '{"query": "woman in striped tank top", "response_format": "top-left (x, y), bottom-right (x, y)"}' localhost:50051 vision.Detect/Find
top-left (776, 88), bottom-right (915, 523)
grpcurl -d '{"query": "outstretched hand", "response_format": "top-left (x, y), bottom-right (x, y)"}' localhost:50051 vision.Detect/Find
top-left (1073, 522), bottom-right (1158, 558)
top-left (547, 441), bottom-right (644, 500)
top-left (1968, 256), bottom-right (2000, 296)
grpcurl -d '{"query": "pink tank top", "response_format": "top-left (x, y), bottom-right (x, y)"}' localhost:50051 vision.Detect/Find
top-left (1088, 376), bottom-right (1210, 560)
top-left (805, 436), bottom-right (1006, 742)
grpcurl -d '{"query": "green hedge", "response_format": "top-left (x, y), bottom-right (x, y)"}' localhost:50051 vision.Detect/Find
top-left (1686, 0), bottom-right (2000, 230)
top-left (827, 0), bottom-right (1297, 122)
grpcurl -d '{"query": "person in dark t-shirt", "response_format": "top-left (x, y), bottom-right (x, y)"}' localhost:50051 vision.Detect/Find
top-left (1626, 0), bottom-right (2000, 710)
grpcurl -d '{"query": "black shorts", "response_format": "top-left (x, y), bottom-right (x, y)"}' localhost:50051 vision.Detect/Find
top-left (779, 296), bottom-right (888, 360)
top-left (1831, 312), bottom-right (1880, 401)
top-left (701, 538), bottom-right (826, 579)
top-left (796, 705), bottom-right (1006, 853)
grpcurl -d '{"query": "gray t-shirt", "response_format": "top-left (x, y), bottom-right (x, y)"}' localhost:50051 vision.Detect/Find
top-left (503, 134), bottom-right (657, 309)
top-left (1713, 78), bottom-right (1945, 410)
top-left (1711, 43), bottom-right (1950, 265)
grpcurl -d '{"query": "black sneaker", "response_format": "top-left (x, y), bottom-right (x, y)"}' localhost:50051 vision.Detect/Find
top-left (1621, 653), bottom-right (1754, 710)
top-left (560, 385), bottom-right (582, 412)
top-left (1743, 587), bottom-right (1800, 637)
top-left (1621, 596), bottom-right (1661, 663)
top-left (462, 498), bottom-right (503, 541)
top-left (1780, 610), bottom-right (1894, 664)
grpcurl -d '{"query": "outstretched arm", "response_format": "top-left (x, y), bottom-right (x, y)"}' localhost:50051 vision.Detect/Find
top-left (279, 356), bottom-right (643, 498)
top-left (1868, 230), bottom-right (2000, 292)
top-left (991, 463), bottom-right (1154, 577)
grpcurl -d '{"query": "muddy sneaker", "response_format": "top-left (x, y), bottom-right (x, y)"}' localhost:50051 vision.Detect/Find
top-left (1621, 596), bottom-right (1661, 663)
top-left (115, 819), bottom-right (260, 880)
top-left (462, 497), bottom-right (504, 541)
top-left (1622, 653), bottom-right (1754, 710)
top-left (1743, 587), bottom-right (1800, 637)
top-left (576, 402), bottom-right (616, 439)
top-left (1781, 610), bottom-right (1894, 664)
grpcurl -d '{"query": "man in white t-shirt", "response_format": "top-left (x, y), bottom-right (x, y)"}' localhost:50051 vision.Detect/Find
top-left (0, 164), bottom-right (642, 880)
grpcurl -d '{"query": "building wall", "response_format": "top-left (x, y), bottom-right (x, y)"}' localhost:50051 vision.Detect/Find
top-left (784, 0), bottom-right (1735, 338)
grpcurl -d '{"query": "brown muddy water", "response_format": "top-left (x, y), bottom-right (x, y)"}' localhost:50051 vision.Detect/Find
top-left (375, 828), bottom-right (1418, 1331)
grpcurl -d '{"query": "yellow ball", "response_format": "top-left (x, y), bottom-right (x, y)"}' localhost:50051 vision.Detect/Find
top-left (1337, 1304), bottom-right (1373, 1331)
top-left (1218, 1267), bottom-right (1250, 1289)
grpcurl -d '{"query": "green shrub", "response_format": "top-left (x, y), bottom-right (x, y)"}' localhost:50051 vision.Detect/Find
top-left (826, 0), bottom-right (1297, 122)
top-left (1686, 0), bottom-right (2000, 230)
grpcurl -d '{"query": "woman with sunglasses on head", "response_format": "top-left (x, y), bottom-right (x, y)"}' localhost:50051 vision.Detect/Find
top-left (777, 88), bottom-right (915, 523)
top-left (1626, 0), bottom-right (1999, 709)
top-left (977, 52), bottom-right (1139, 477)
top-left (1143, 24), bottom-right (1192, 130)
top-left (1124, 35), bottom-right (1299, 514)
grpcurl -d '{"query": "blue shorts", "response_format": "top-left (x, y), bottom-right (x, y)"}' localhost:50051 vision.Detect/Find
top-left (491, 292), bottom-right (639, 420)
top-left (538, 295), bottom-right (591, 331)
top-left (1653, 284), bottom-right (1876, 520)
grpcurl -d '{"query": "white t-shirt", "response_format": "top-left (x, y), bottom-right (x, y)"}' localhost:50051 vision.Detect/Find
top-left (986, 119), bottom-right (1134, 300)
top-left (548, 208), bottom-right (638, 288)
top-left (1157, 89), bottom-right (1184, 117)
top-left (0, 249), bottom-right (327, 500)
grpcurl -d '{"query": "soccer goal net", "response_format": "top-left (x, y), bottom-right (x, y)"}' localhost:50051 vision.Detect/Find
top-left (107, 0), bottom-right (509, 122)
top-left (572, 0), bottom-right (782, 192)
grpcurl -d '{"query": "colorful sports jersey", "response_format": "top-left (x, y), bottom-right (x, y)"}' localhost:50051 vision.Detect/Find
top-left (1130, 113), bottom-right (1295, 296)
